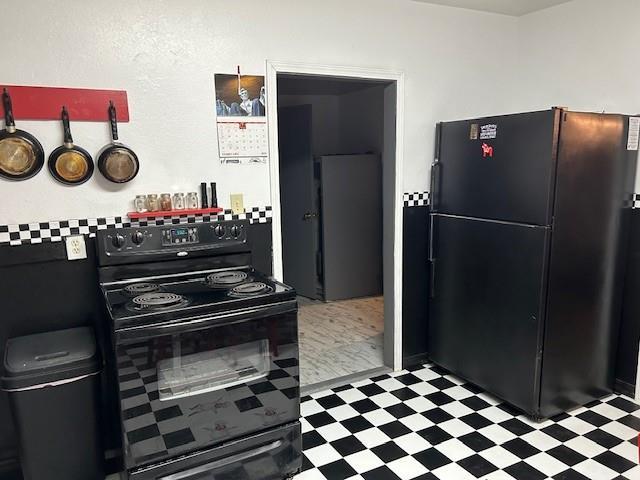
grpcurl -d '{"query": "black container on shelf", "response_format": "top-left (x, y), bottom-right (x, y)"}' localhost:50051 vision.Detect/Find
top-left (1, 327), bottom-right (103, 480)
top-left (201, 182), bottom-right (209, 208)
top-left (210, 182), bottom-right (218, 208)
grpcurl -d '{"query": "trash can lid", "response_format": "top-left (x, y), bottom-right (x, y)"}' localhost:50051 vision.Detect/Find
top-left (2, 327), bottom-right (99, 391)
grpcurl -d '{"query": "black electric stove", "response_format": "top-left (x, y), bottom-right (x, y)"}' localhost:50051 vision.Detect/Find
top-left (96, 221), bottom-right (301, 480)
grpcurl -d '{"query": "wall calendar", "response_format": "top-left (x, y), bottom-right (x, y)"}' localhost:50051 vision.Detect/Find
top-left (215, 70), bottom-right (268, 164)
top-left (217, 119), bottom-right (268, 164)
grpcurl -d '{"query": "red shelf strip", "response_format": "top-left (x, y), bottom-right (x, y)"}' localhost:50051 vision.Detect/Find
top-left (0, 85), bottom-right (129, 122)
top-left (128, 207), bottom-right (223, 220)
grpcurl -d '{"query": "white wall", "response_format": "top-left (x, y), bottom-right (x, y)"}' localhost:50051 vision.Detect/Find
top-left (515, 0), bottom-right (640, 190)
top-left (0, 0), bottom-right (519, 225)
top-left (516, 0), bottom-right (640, 114)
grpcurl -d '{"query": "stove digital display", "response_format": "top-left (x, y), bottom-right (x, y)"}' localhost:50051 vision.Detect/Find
top-left (162, 227), bottom-right (199, 246)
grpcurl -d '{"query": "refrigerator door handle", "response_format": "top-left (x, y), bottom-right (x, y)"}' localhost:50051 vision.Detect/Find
top-left (430, 259), bottom-right (436, 298)
top-left (428, 214), bottom-right (435, 262)
top-left (430, 123), bottom-right (442, 211)
top-left (429, 161), bottom-right (439, 211)
top-left (429, 214), bottom-right (436, 298)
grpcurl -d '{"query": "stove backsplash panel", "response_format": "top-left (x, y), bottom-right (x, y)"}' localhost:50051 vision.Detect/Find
top-left (0, 207), bottom-right (272, 247)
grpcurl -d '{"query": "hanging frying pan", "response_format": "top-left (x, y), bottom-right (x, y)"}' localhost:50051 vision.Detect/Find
top-left (97, 101), bottom-right (139, 183)
top-left (0, 88), bottom-right (45, 180)
top-left (48, 107), bottom-right (94, 185)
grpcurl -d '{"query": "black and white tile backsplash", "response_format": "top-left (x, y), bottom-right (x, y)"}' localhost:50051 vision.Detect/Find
top-left (403, 191), bottom-right (430, 207)
top-left (404, 192), bottom-right (640, 209)
top-left (2, 191), bottom-right (639, 246)
top-left (0, 207), bottom-right (272, 246)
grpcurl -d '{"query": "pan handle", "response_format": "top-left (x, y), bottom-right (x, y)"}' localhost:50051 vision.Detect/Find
top-left (108, 101), bottom-right (119, 141)
top-left (2, 88), bottom-right (16, 129)
top-left (61, 106), bottom-right (73, 145)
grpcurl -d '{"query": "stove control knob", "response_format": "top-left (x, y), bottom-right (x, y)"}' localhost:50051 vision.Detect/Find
top-left (214, 224), bottom-right (226, 238)
top-left (131, 231), bottom-right (145, 245)
top-left (231, 225), bottom-right (241, 238)
top-left (112, 234), bottom-right (126, 249)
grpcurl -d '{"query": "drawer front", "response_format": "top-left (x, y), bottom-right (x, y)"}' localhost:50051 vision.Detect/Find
top-left (130, 422), bottom-right (301, 480)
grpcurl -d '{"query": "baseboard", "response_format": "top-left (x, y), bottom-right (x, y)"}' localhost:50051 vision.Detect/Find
top-left (402, 352), bottom-right (429, 370)
top-left (0, 456), bottom-right (21, 480)
top-left (300, 367), bottom-right (392, 396)
top-left (105, 448), bottom-right (124, 477)
top-left (614, 378), bottom-right (636, 399)
top-left (0, 446), bottom-right (121, 478)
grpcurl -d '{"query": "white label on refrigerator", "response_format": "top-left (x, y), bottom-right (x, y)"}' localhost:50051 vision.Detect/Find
top-left (480, 124), bottom-right (497, 139)
top-left (470, 124), bottom-right (479, 140)
top-left (627, 117), bottom-right (640, 151)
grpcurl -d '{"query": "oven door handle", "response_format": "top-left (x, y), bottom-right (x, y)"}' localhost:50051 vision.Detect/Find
top-left (115, 300), bottom-right (297, 341)
top-left (158, 440), bottom-right (283, 480)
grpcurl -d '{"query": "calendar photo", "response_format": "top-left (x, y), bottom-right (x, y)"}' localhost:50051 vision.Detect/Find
top-left (215, 73), bottom-right (266, 118)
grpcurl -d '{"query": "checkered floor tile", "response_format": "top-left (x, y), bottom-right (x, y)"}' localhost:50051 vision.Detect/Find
top-left (295, 363), bottom-right (640, 480)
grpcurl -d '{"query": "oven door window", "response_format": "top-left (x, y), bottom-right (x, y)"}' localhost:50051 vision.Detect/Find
top-left (157, 339), bottom-right (269, 401)
top-left (116, 307), bottom-right (299, 471)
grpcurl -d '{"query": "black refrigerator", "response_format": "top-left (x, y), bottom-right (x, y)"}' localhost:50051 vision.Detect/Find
top-left (428, 109), bottom-right (638, 419)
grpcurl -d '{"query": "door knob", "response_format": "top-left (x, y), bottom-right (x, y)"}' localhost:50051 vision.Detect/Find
top-left (303, 212), bottom-right (318, 220)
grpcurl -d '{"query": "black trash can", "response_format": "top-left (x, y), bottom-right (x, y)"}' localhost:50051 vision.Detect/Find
top-left (1, 326), bottom-right (104, 480)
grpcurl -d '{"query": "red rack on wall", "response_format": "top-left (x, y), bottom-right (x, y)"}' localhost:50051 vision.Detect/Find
top-left (0, 85), bottom-right (129, 122)
top-left (128, 208), bottom-right (224, 220)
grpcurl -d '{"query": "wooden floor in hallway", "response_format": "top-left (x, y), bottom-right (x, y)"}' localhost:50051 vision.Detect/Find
top-left (297, 295), bottom-right (384, 387)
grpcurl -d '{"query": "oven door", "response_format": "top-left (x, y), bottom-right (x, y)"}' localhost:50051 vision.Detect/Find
top-left (114, 300), bottom-right (299, 471)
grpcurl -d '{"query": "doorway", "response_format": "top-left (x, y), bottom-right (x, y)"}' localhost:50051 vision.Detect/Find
top-left (265, 63), bottom-right (404, 390)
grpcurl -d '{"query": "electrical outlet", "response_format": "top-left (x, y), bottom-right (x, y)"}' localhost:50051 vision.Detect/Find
top-left (230, 194), bottom-right (245, 214)
top-left (65, 235), bottom-right (87, 261)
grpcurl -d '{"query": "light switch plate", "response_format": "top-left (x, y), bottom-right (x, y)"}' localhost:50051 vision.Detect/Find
top-left (65, 235), bottom-right (87, 260)
top-left (230, 194), bottom-right (245, 214)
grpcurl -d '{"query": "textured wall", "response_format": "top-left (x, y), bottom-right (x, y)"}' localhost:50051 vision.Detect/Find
top-left (516, 0), bottom-right (640, 191)
top-left (0, 0), bottom-right (519, 225)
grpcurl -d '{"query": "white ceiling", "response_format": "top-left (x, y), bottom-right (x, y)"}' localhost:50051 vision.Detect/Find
top-left (412, 0), bottom-right (572, 16)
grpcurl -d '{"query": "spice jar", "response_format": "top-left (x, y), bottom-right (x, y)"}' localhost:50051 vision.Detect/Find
top-left (160, 193), bottom-right (172, 211)
top-left (186, 192), bottom-right (199, 209)
top-left (172, 193), bottom-right (185, 210)
top-left (134, 195), bottom-right (147, 213)
top-left (146, 194), bottom-right (159, 212)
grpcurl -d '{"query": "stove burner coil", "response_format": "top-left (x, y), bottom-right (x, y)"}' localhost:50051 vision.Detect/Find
top-left (130, 292), bottom-right (188, 310)
top-left (228, 282), bottom-right (273, 298)
top-left (206, 271), bottom-right (249, 287)
top-left (124, 283), bottom-right (160, 296)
